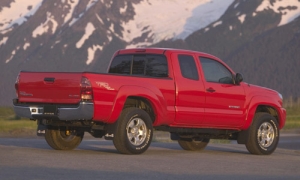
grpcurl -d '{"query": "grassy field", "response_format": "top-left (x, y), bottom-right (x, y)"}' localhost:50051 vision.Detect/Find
top-left (0, 105), bottom-right (299, 136)
top-left (0, 107), bottom-right (36, 136)
top-left (283, 105), bottom-right (300, 129)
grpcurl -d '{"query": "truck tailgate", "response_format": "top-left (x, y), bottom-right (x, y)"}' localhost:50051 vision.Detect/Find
top-left (18, 72), bottom-right (82, 104)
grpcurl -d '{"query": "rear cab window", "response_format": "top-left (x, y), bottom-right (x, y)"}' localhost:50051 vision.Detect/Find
top-left (178, 55), bottom-right (199, 80)
top-left (109, 54), bottom-right (168, 77)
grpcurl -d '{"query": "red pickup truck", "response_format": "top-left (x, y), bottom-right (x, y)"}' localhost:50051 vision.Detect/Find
top-left (13, 48), bottom-right (286, 155)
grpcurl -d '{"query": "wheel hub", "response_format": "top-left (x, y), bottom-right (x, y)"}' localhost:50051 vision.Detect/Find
top-left (258, 122), bottom-right (275, 148)
top-left (127, 118), bottom-right (147, 146)
top-left (131, 127), bottom-right (139, 134)
top-left (65, 130), bottom-right (70, 136)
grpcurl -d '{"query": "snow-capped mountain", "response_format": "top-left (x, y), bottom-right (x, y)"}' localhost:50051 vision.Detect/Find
top-left (121, 0), bottom-right (235, 47)
top-left (0, 0), bottom-right (300, 106)
top-left (0, 0), bottom-right (236, 65)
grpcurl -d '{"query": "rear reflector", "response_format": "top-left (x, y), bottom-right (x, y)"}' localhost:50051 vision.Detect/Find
top-left (81, 77), bottom-right (93, 101)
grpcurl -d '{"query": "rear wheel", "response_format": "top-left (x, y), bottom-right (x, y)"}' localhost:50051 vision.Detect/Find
top-left (245, 113), bottom-right (279, 155)
top-left (45, 128), bottom-right (84, 150)
top-left (178, 138), bottom-right (210, 151)
top-left (113, 108), bottom-right (153, 154)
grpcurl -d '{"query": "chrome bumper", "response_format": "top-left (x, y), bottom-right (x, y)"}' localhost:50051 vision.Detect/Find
top-left (13, 100), bottom-right (94, 120)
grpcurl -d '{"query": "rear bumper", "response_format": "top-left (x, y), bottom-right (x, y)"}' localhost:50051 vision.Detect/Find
top-left (13, 99), bottom-right (94, 120)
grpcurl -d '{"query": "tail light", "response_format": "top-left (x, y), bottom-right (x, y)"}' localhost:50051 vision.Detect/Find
top-left (80, 76), bottom-right (93, 101)
top-left (15, 73), bottom-right (20, 98)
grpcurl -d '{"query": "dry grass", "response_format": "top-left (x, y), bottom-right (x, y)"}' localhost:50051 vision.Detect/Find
top-left (284, 105), bottom-right (300, 129)
top-left (0, 107), bottom-right (36, 136)
top-left (0, 119), bottom-right (36, 133)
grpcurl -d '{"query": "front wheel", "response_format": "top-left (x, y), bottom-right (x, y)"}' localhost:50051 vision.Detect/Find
top-left (45, 128), bottom-right (84, 150)
top-left (245, 113), bottom-right (279, 155)
top-left (178, 138), bottom-right (210, 151)
top-left (113, 108), bottom-right (153, 154)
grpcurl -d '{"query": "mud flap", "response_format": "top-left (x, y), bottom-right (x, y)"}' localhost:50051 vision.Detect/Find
top-left (37, 124), bottom-right (47, 136)
top-left (237, 128), bottom-right (250, 144)
top-left (104, 122), bottom-right (118, 140)
top-left (170, 132), bottom-right (179, 140)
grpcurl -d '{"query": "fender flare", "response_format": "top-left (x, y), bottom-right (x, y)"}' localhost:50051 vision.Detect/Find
top-left (107, 85), bottom-right (169, 125)
top-left (241, 95), bottom-right (284, 130)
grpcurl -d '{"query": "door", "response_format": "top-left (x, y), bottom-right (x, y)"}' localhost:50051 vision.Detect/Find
top-left (199, 57), bottom-right (246, 128)
top-left (172, 53), bottom-right (206, 125)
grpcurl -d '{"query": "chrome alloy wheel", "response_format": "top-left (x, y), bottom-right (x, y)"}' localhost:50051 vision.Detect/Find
top-left (257, 122), bottom-right (275, 148)
top-left (126, 118), bottom-right (147, 146)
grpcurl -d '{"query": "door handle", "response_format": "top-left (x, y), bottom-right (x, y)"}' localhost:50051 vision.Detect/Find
top-left (44, 77), bottom-right (55, 83)
top-left (206, 88), bottom-right (216, 93)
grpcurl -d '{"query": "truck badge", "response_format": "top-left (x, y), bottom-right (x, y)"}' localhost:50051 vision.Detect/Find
top-left (96, 82), bottom-right (115, 90)
top-left (20, 91), bottom-right (33, 96)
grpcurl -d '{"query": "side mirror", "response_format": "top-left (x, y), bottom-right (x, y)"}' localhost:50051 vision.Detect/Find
top-left (235, 73), bottom-right (243, 85)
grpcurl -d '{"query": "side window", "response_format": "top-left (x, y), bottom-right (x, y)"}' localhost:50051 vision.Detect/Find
top-left (199, 57), bottom-right (233, 84)
top-left (178, 55), bottom-right (199, 80)
top-left (109, 54), bottom-right (168, 77)
top-left (109, 55), bottom-right (131, 74)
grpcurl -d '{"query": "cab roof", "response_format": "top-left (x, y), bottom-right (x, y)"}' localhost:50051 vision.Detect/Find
top-left (116, 48), bottom-right (218, 59)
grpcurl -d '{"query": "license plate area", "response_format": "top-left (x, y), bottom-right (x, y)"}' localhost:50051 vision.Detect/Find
top-left (43, 105), bottom-right (57, 115)
top-left (30, 107), bottom-right (43, 115)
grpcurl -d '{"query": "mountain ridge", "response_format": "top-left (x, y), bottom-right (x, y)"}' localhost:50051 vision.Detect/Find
top-left (0, 0), bottom-right (299, 106)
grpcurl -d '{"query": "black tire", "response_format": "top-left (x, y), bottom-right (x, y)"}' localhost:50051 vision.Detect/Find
top-left (113, 108), bottom-right (153, 154)
top-left (45, 128), bottom-right (84, 150)
top-left (178, 138), bottom-right (210, 151)
top-left (245, 113), bottom-right (279, 155)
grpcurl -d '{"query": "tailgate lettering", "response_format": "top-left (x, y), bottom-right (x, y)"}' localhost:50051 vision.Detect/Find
top-left (20, 91), bottom-right (33, 96)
